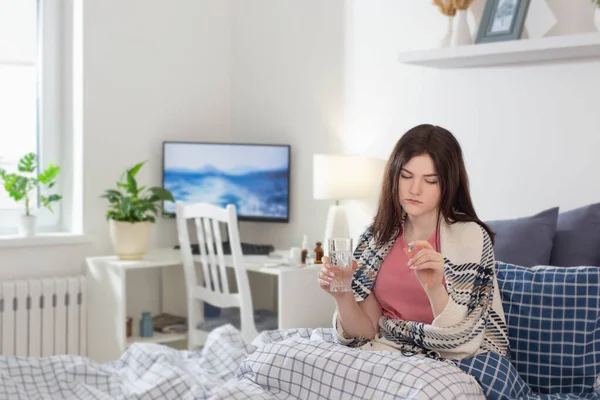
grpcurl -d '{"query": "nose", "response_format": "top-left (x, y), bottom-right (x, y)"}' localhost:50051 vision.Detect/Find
top-left (409, 179), bottom-right (421, 196)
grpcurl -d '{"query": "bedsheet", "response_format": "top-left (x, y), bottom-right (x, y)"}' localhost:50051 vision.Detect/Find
top-left (0, 325), bottom-right (484, 399)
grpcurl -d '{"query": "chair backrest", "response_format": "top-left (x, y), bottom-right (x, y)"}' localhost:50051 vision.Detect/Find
top-left (175, 202), bottom-right (258, 348)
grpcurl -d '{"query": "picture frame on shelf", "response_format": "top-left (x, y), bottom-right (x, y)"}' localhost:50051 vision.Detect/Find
top-left (475, 0), bottom-right (531, 44)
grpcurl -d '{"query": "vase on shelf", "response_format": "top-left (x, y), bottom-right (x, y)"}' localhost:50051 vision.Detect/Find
top-left (452, 10), bottom-right (472, 46)
top-left (546, 0), bottom-right (597, 35)
top-left (521, 0), bottom-right (557, 39)
top-left (468, 0), bottom-right (486, 38)
top-left (439, 16), bottom-right (454, 48)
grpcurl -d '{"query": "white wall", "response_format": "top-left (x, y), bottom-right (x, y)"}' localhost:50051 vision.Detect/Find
top-left (0, 0), bottom-right (232, 316)
top-left (230, 0), bottom-right (347, 250)
top-left (342, 0), bottom-right (600, 238)
top-left (83, 0), bottom-right (232, 250)
top-left (228, 0), bottom-right (600, 244)
top-left (231, 0), bottom-right (345, 248)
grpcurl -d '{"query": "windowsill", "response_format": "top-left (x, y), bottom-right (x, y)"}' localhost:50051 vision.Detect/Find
top-left (0, 233), bottom-right (95, 248)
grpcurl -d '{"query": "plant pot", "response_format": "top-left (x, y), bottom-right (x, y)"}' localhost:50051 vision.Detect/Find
top-left (109, 219), bottom-right (152, 260)
top-left (19, 215), bottom-right (36, 236)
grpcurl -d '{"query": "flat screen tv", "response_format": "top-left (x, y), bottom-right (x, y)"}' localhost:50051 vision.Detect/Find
top-left (162, 141), bottom-right (290, 222)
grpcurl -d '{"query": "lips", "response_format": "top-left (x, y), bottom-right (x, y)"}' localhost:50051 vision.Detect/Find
top-left (406, 199), bottom-right (422, 204)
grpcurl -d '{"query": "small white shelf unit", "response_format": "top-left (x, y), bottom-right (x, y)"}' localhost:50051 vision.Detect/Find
top-left (86, 252), bottom-right (189, 363)
top-left (398, 32), bottom-right (600, 69)
top-left (126, 331), bottom-right (187, 346)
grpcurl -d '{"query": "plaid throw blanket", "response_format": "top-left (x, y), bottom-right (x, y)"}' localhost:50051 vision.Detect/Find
top-left (334, 220), bottom-right (510, 361)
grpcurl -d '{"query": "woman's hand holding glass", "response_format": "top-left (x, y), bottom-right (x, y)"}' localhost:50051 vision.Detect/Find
top-left (318, 256), bottom-right (357, 298)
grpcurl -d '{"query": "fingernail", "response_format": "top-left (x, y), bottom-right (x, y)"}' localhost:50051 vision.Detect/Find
top-left (410, 266), bottom-right (417, 270)
top-left (407, 259), bottom-right (412, 266)
top-left (328, 272), bottom-right (335, 277)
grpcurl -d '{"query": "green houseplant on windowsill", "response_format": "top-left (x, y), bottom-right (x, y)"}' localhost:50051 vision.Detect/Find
top-left (102, 161), bottom-right (174, 260)
top-left (0, 153), bottom-right (61, 236)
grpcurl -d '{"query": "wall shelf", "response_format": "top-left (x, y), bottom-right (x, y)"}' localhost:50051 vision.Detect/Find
top-left (398, 32), bottom-right (600, 69)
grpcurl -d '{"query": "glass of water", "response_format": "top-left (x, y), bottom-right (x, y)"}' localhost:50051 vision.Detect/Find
top-left (328, 237), bottom-right (354, 292)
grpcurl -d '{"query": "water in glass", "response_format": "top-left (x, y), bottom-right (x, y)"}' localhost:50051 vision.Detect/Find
top-left (328, 238), bottom-right (353, 292)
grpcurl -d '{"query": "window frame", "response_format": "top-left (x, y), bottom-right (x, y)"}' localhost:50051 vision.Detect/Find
top-left (0, 0), bottom-right (65, 235)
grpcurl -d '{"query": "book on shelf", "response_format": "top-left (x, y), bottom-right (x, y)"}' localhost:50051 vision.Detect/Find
top-left (152, 313), bottom-right (188, 334)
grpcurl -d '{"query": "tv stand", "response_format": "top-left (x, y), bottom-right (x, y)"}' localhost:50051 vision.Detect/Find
top-left (173, 241), bottom-right (275, 256)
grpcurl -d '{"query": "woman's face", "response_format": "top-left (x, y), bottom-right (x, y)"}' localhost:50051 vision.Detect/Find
top-left (398, 154), bottom-right (441, 219)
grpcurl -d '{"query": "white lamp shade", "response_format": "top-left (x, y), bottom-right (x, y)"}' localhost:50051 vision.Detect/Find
top-left (313, 154), bottom-right (385, 200)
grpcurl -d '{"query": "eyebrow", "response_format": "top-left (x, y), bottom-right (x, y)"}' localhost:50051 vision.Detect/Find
top-left (401, 168), bottom-right (438, 177)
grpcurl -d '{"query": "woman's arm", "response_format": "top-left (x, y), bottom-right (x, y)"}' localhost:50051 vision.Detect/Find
top-left (406, 239), bottom-right (450, 318)
top-left (330, 226), bottom-right (384, 346)
top-left (425, 286), bottom-right (449, 318)
top-left (335, 292), bottom-right (382, 340)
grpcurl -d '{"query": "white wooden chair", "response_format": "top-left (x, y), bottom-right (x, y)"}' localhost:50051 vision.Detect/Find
top-left (175, 202), bottom-right (259, 350)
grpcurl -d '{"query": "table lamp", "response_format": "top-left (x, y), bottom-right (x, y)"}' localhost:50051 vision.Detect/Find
top-left (313, 154), bottom-right (385, 255)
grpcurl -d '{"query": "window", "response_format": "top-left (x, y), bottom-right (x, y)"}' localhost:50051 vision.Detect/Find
top-left (0, 0), bottom-right (64, 234)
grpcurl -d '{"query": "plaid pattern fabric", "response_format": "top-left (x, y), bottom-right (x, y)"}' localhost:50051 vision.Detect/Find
top-left (455, 262), bottom-right (600, 399)
top-left (336, 222), bottom-right (510, 361)
top-left (457, 352), bottom-right (600, 400)
top-left (238, 327), bottom-right (484, 399)
top-left (0, 325), bottom-right (484, 399)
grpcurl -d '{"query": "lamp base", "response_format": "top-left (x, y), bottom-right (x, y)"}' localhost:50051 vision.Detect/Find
top-left (323, 202), bottom-right (350, 256)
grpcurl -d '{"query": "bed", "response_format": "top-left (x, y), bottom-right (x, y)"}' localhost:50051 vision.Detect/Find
top-left (5, 260), bottom-right (599, 399)
top-left (0, 325), bottom-right (484, 399)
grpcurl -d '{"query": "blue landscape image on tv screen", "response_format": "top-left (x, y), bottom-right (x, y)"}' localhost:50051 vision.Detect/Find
top-left (163, 142), bottom-right (289, 220)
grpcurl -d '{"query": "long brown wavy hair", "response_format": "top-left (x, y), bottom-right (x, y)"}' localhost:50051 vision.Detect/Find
top-left (371, 124), bottom-right (494, 246)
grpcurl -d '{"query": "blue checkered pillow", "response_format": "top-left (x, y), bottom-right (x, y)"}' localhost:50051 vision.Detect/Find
top-left (496, 262), bottom-right (600, 394)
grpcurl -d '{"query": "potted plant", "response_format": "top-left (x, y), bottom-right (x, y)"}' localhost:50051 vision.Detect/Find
top-left (102, 161), bottom-right (174, 260)
top-left (0, 153), bottom-right (61, 236)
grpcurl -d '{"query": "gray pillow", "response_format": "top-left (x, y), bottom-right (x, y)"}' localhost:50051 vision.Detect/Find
top-left (549, 203), bottom-right (600, 267)
top-left (486, 207), bottom-right (558, 267)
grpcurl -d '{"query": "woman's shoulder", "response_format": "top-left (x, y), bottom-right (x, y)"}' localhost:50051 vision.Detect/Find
top-left (355, 224), bottom-right (375, 246)
top-left (442, 220), bottom-right (492, 264)
top-left (354, 225), bottom-right (393, 250)
top-left (444, 220), bottom-right (487, 239)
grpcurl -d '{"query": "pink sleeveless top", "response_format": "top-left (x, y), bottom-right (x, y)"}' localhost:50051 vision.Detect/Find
top-left (372, 229), bottom-right (440, 324)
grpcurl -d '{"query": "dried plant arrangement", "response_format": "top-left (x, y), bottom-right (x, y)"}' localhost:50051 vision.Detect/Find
top-left (433, 0), bottom-right (456, 16)
top-left (452, 0), bottom-right (475, 10)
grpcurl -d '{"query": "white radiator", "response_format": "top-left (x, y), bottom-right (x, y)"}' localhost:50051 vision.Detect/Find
top-left (0, 275), bottom-right (86, 357)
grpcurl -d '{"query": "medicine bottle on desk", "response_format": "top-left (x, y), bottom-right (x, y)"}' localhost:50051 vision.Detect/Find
top-left (301, 234), bottom-right (309, 264)
top-left (314, 242), bottom-right (324, 264)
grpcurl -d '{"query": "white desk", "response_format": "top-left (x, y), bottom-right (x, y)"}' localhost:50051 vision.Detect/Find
top-left (85, 249), bottom-right (335, 363)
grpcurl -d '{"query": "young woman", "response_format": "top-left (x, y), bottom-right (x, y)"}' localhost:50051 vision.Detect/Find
top-left (317, 124), bottom-right (509, 361)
